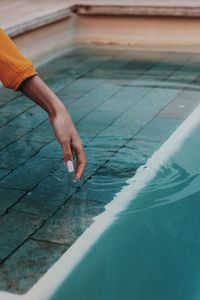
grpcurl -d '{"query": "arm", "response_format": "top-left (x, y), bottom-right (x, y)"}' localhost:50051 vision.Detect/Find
top-left (19, 75), bottom-right (86, 179)
top-left (0, 28), bottom-right (86, 179)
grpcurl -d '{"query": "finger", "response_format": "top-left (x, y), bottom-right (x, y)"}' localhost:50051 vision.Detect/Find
top-left (73, 145), bottom-right (87, 179)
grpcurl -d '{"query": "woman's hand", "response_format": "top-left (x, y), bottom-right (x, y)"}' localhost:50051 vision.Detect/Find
top-left (20, 75), bottom-right (87, 179)
top-left (49, 105), bottom-right (86, 179)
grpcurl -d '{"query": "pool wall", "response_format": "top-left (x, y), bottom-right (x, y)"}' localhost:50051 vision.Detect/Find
top-left (10, 7), bottom-right (200, 65)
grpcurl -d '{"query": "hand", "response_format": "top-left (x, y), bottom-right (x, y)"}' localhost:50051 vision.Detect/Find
top-left (49, 105), bottom-right (87, 180)
top-left (19, 75), bottom-right (87, 180)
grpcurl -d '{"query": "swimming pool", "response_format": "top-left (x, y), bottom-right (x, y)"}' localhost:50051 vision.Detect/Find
top-left (1, 46), bottom-right (200, 299)
top-left (27, 102), bottom-right (200, 300)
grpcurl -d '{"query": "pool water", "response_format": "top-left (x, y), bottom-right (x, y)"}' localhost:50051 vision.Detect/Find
top-left (48, 106), bottom-right (200, 300)
top-left (1, 46), bottom-right (200, 297)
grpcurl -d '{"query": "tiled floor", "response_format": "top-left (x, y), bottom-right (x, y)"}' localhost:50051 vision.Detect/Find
top-left (0, 46), bottom-right (200, 294)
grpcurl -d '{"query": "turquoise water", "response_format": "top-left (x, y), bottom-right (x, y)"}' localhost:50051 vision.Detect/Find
top-left (50, 119), bottom-right (200, 300)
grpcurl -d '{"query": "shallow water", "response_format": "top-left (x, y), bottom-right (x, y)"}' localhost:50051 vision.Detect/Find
top-left (2, 48), bottom-right (200, 296)
top-left (50, 120), bottom-right (200, 300)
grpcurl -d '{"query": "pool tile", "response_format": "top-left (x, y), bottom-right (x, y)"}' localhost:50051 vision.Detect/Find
top-left (7, 105), bottom-right (47, 129)
top-left (0, 169), bottom-right (10, 179)
top-left (0, 125), bottom-right (31, 150)
top-left (0, 210), bottom-right (43, 262)
top-left (0, 239), bottom-right (68, 294)
top-left (159, 91), bottom-right (200, 120)
top-left (0, 157), bottom-right (61, 190)
top-left (0, 137), bottom-right (45, 169)
top-left (13, 164), bottom-right (75, 217)
top-left (26, 120), bottom-right (54, 143)
top-left (0, 188), bottom-right (26, 214)
top-left (135, 116), bottom-right (182, 143)
top-left (33, 197), bottom-right (104, 245)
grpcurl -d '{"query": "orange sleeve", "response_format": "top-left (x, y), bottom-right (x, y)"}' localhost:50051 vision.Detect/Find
top-left (0, 28), bottom-right (37, 91)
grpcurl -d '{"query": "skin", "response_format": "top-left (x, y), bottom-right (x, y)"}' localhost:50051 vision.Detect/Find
top-left (19, 75), bottom-right (87, 180)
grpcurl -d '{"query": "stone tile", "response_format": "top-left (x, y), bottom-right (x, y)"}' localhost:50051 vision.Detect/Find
top-left (0, 137), bottom-right (45, 169)
top-left (107, 138), bottom-right (160, 172)
top-left (71, 56), bottom-right (111, 75)
top-left (97, 86), bottom-right (151, 112)
top-left (67, 83), bottom-right (122, 119)
top-left (0, 95), bottom-right (34, 115)
top-left (45, 75), bottom-right (75, 93)
top-left (7, 105), bottom-right (47, 129)
top-left (0, 210), bottom-right (43, 262)
top-left (74, 173), bottom-right (127, 205)
top-left (0, 157), bottom-right (62, 190)
top-left (76, 109), bottom-right (120, 142)
top-left (0, 112), bottom-right (17, 128)
top-left (159, 91), bottom-right (200, 120)
top-left (0, 239), bottom-right (68, 294)
top-left (0, 188), bottom-right (26, 214)
top-left (84, 141), bottom-right (118, 176)
top-left (0, 169), bottom-right (10, 179)
top-left (13, 164), bottom-right (76, 217)
top-left (40, 54), bottom-right (89, 79)
top-left (0, 89), bottom-right (21, 106)
top-left (26, 120), bottom-right (54, 143)
top-left (135, 116), bottom-right (182, 143)
top-left (96, 57), bottom-right (131, 70)
top-left (59, 78), bottom-right (103, 96)
top-left (36, 140), bottom-right (62, 158)
top-left (0, 125), bottom-right (31, 150)
top-left (33, 197), bottom-right (104, 245)
top-left (167, 73), bottom-right (197, 86)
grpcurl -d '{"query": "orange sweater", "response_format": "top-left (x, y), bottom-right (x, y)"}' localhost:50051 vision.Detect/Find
top-left (0, 28), bottom-right (37, 91)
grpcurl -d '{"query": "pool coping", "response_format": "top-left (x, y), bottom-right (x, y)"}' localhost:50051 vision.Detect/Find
top-left (5, 2), bottom-right (200, 39)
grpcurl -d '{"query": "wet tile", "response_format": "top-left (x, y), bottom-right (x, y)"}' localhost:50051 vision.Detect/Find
top-left (0, 95), bottom-right (34, 115)
top-left (0, 188), bottom-right (26, 214)
top-left (0, 137), bottom-right (45, 169)
top-left (0, 239), bottom-right (68, 294)
top-left (36, 140), bottom-right (62, 158)
top-left (135, 116), bottom-right (182, 143)
top-left (0, 169), bottom-right (10, 179)
top-left (13, 164), bottom-right (76, 217)
top-left (7, 106), bottom-right (47, 129)
top-left (0, 89), bottom-right (21, 106)
top-left (59, 78), bottom-right (103, 95)
top-left (159, 91), bottom-right (200, 120)
top-left (97, 86), bottom-right (150, 112)
top-left (0, 210), bottom-right (43, 262)
top-left (0, 125), bottom-right (31, 150)
top-left (33, 197), bottom-right (104, 245)
top-left (76, 109), bottom-right (120, 138)
top-left (26, 120), bottom-right (54, 143)
top-left (67, 83), bottom-right (122, 118)
top-left (0, 157), bottom-right (61, 190)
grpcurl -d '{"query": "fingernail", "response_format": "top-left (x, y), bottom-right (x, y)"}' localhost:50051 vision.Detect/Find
top-left (66, 160), bottom-right (74, 173)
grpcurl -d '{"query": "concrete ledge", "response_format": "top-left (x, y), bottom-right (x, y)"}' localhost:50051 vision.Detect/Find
top-left (72, 4), bottom-right (200, 18)
top-left (6, 2), bottom-right (200, 39)
top-left (4, 1), bottom-right (200, 64)
top-left (6, 8), bottom-right (73, 38)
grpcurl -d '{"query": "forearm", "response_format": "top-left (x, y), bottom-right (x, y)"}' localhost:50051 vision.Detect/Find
top-left (19, 75), bottom-right (69, 119)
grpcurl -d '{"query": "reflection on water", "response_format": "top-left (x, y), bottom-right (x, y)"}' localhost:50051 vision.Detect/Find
top-left (51, 121), bottom-right (200, 300)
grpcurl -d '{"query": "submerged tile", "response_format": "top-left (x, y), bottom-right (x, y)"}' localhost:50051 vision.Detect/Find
top-left (0, 188), bottom-right (26, 214)
top-left (0, 210), bottom-right (43, 262)
top-left (0, 239), bottom-right (68, 294)
top-left (33, 197), bottom-right (104, 245)
top-left (0, 157), bottom-right (61, 190)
